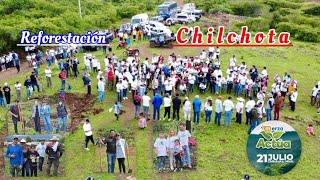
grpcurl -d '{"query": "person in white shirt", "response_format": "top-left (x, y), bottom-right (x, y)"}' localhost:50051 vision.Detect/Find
top-left (235, 97), bottom-right (245, 124)
top-left (154, 132), bottom-right (168, 172)
top-left (97, 78), bottom-right (106, 103)
top-left (223, 96), bottom-right (234, 126)
top-left (177, 123), bottom-right (192, 168)
top-left (188, 74), bottom-right (196, 93)
top-left (83, 119), bottom-right (94, 151)
top-left (204, 97), bottom-right (213, 124)
top-left (122, 78), bottom-right (129, 100)
top-left (311, 84), bottom-right (318, 105)
top-left (290, 88), bottom-right (298, 112)
top-left (36, 139), bottom-right (47, 171)
top-left (142, 92), bottom-right (151, 119)
top-left (166, 129), bottom-right (178, 171)
top-left (163, 93), bottom-right (172, 121)
top-left (229, 55), bottom-right (236, 68)
top-left (14, 81), bottom-right (22, 101)
top-left (116, 80), bottom-right (123, 102)
top-left (183, 97), bottom-right (191, 122)
top-left (214, 96), bottom-right (223, 126)
top-left (245, 97), bottom-right (256, 125)
top-left (45, 67), bottom-right (52, 88)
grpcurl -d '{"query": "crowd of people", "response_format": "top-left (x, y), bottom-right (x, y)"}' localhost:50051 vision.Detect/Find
top-left (6, 136), bottom-right (63, 177)
top-left (0, 51), bottom-right (20, 73)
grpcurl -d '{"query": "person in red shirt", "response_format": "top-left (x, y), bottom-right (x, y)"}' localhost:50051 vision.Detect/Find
top-left (58, 69), bottom-right (67, 90)
top-left (107, 67), bottom-right (114, 90)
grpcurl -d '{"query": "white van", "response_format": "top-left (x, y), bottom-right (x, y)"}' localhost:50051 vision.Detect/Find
top-left (131, 13), bottom-right (149, 29)
top-left (175, 13), bottom-right (196, 24)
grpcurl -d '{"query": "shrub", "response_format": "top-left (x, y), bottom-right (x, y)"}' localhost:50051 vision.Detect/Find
top-left (264, 0), bottom-right (300, 12)
top-left (303, 6), bottom-right (320, 16)
top-left (245, 17), bottom-right (272, 32)
top-left (295, 27), bottom-right (320, 42)
top-left (230, 1), bottom-right (264, 17)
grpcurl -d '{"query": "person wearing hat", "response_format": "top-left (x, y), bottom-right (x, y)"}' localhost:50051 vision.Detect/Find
top-left (20, 138), bottom-right (31, 177)
top-left (36, 139), bottom-right (46, 171)
top-left (235, 97), bottom-right (245, 124)
top-left (8, 100), bottom-right (21, 134)
top-left (46, 136), bottom-right (63, 176)
top-left (265, 93), bottom-right (274, 121)
top-left (192, 95), bottom-right (202, 125)
top-left (6, 137), bottom-right (23, 177)
top-left (214, 96), bottom-right (223, 126)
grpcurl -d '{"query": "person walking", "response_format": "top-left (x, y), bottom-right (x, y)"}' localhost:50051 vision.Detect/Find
top-left (116, 134), bottom-right (128, 174)
top-left (32, 100), bottom-right (41, 133)
top-left (192, 95), bottom-right (202, 125)
top-left (6, 137), bottom-right (23, 177)
top-left (223, 96), bottom-right (234, 126)
top-left (41, 101), bottom-right (52, 133)
top-left (214, 96), bottom-right (223, 126)
top-left (172, 93), bottom-right (182, 121)
top-left (46, 136), bottom-right (63, 176)
top-left (152, 93), bottom-right (163, 121)
top-left (83, 119), bottom-right (94, 151)
top-left (56, 101), bottom-right (68, 133)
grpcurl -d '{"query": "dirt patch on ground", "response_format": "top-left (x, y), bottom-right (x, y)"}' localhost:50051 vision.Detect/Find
top-left (63, 93), bottom-right (104, 133)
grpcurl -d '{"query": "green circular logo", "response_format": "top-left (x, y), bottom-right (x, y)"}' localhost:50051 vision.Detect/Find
top-left (247, 121), bottom-right (302, 176)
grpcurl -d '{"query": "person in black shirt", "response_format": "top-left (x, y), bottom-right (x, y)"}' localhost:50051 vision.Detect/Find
top-left (20, 139), bottom-right (31, 177)
top-left (24, 76), bottom-right (33, 100)
top-left (100, 130), bottom-right (117, 173)
top-left (9, 100), bottom-right (21, 134)
top-left (72, 58), bottom-right (79, 78)
top-left (172, 93), bottom-right (182, 121)
top-left (30, 71), bottom-right (40, 92)
top-left (46, 136), bottom-right (63, 176)
top-left (3, 82), bottom-right (11, 104)
top-left (29, 145), bottom-right (39, 177)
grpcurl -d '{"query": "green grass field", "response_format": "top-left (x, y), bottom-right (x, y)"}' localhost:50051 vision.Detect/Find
top-left (1, 38), bottom-right (320, 180)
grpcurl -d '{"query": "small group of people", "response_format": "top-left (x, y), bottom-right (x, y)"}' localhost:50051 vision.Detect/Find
top-left (154, 123), bottom-right (193, 172)
top-left (0, 51), bottom-right (20, 73)
top-left (6, 136), bottom-right (63, 177)
top-left (310, 81), bottom-right (320, 114)
top-left (82, 121), bottom-right (129, 174)
top-left (8, 99), bottom-right (68, 134)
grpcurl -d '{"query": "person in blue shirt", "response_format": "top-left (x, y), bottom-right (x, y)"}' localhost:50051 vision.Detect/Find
top-left (152, 93), bottom-right (163, 121)
top-left (6, 137), bottom-right (23, 177)
top-left (40, 101), bottom-right (52, 133)
top-left (192, 95), bottom-right (202, 124)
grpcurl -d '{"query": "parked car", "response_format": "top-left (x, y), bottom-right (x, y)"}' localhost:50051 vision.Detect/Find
top-left (131, 13), bottom-right (149, 29)
top-left (174, 13), bottom-right (196, 24)
top-left (150, 16), bottom-right (164, 22)
top-left (144, 21), bottom-right (173, 37)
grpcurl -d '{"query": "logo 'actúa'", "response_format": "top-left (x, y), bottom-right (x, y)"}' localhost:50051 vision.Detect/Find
top-left (256, 126), bottom-right (291, 149)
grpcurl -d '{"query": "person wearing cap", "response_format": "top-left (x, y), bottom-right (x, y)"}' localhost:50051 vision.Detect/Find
top-left (214, 96), bottom-right (223, 126)
top-left (36, 139), bottom-right (46, 171)
top-left (20, 138), bottom-right (31, 177)
top-left (3, 82), bottom-right (11, 104)
top-left (56, 101), bottom-right (68, 133)
top-left (204, 97), bottom-right (213, 124)
top-left (223, 96), bottom-right (234, 126)
top-left (192, 95), bottom-right (202, 125)
top-left (40, 101), bottom-right (52, 133)
top-left (235, 97), bottom-right (245, 124)
top-left (46, 136), bottom-right (63, 176)
top-left (265, 94), bottom-right (274, 121)
top-left (6, 137), bottom-right (23, 177)
top-left (152, 93), bottom-right (163, 121)
top-left (29, 144), bottom-right (39, 177)
top-left (9, 100), bottom-right (21, 134)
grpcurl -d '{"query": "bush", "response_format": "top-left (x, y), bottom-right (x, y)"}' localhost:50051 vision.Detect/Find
top-left (230, 1), bottom-right (264, 17)
top-left (245, 17), bottom-right (272, 32)
top-left (208, 5), bottom-right (233, 14)
top-left (276, 22), bottom-right (298, 37)
top-left (295, 26), bottom-right (320, 42)
top-left (303, 6), bottom-right (320, 16)
top-left (264, 0), bottom-right (300, 12)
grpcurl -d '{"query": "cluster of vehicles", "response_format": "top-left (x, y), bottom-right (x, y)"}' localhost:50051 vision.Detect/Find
top-left (118, 1), bottom-right (203, 49)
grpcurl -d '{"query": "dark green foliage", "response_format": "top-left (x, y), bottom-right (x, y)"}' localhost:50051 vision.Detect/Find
top-left (303, 6), bottom-right (320, 16)
top-left (230, 1), bottom-right (264, 17)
